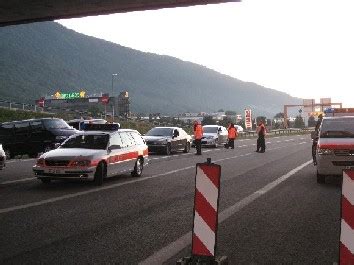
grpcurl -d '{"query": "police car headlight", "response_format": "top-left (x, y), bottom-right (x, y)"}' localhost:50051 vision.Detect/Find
top-left (318, 148), bottom-right (334, 155)
top-left (71, 160), bottom-right (91, 167)
top-left (36, 158), bottom-right (45, 166)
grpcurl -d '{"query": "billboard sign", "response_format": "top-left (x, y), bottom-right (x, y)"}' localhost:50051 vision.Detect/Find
top-left (245, 109), bottom-right (252, 130)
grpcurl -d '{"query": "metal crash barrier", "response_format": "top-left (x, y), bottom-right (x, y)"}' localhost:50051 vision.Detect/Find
top-left (177, 158), bottom-right (228, 265)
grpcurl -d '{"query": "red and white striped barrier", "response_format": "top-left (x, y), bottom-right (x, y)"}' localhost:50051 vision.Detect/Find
top-left (340, 170), bottom-right (354, 265)
top-left (192, 161), bottom-right (221, 258)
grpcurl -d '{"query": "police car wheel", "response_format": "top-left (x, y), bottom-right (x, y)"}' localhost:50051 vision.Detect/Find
top-left (132, 158), bottom-right (143, 177)
top-left (183, 142), bottom-right (190, 153)
top-left (94, 162), bottom-right (106, 186)
top-left (316, 171), bottom-right (325, 184)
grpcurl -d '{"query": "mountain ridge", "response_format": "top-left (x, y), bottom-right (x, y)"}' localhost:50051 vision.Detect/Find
top-left (0, 22), bottom-right (301, 117)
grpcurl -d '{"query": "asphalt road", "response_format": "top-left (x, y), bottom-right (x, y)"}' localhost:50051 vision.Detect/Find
top-left (0, 134), bottom-right (342, 264)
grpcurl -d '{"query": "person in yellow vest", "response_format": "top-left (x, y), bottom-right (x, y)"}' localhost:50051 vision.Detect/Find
top-left (193, 120), bottom-right (203, 155)
top-left (227, 123), bottom-right (238, 149)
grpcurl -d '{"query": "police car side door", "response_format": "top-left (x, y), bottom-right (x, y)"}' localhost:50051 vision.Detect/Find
top-left (107, 133), bottom-right (129, 177)
top-left (118, 132), bottom-right (138, 172)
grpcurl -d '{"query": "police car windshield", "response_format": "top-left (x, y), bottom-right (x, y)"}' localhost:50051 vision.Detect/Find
top-left (203, 127), bottom-right (218, 133)
top-left (146, 128), bottom-right (173, 137)
top-left (61, 134), bottom-right (109, 149)
top-left (43, 119), bottom-right (71, 130)
top-left (320, 119), bottom-right (354, 138)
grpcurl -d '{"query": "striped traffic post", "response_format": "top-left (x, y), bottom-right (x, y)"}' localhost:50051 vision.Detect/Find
top-left (177, 158), bottom-right (228, 265)
top-left (340, 170), bottom-right (354, 264)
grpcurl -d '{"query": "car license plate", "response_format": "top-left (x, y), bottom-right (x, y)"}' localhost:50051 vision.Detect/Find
top-left (48, 168), bottom-right (63, 174)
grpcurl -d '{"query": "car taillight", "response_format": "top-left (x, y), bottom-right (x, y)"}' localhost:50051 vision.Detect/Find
top-left (36, 158), bottom-right (45, 166)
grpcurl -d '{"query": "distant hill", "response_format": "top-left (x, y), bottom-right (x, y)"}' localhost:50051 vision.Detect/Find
top-left (0, 22), bottom-right (301, 117)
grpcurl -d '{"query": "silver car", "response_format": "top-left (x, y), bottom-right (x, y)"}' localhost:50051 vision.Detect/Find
top-left (316, 116), bottom-right (354, 183)
top-left (0, 144), bottom-right (6, 170)
top-left (33, 129), bottom-right (148, 185)
top-left (201, 125), bottom-right (228, 147)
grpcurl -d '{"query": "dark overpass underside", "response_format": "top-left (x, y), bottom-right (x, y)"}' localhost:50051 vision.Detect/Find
top-left (0, 0), bottom-right (238, 27)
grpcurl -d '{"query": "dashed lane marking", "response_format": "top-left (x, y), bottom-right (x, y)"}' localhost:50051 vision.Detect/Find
top-left (139, 160), bottom-right (313, 265)
top-left (0, 177), bottom-right (36, 185)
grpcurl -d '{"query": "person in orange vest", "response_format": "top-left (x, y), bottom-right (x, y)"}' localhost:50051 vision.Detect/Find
top-left (256, 120), bottom-right (266, 153)
top-left (194, 120), bottom-right (203, 155)
top-left (227, 123), bottom-right (238, 149)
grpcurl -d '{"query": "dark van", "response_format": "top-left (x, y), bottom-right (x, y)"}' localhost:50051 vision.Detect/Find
top-left (0, 118), bottom-right (78, 159)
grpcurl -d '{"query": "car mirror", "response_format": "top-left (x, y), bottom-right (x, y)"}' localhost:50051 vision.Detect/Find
top-left (173, 130), bottom-right (179, 138)
top-left (108, 145), bottom-right (121, 151)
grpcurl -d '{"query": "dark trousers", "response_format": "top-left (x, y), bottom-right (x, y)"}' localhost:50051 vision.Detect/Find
top-left (195, 139), bottom-right (202, 154)
top-left (312, 141), bottom-right (317, 164)
top-left (228, 138), bottom-right (235, 149)
top-left (257, 135), bottom-right (266, 152)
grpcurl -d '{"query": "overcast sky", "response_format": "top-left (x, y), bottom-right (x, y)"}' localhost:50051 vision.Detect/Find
top-left (58, 0), bottom-right (354, 107)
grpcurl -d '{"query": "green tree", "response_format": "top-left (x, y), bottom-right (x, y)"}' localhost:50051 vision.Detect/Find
top-left (294, 115), bottom-right (305, 128)
top-left (225, 110), bottom-right (237, 116)
top-left (274, 112), bottom-right (284, 118)
top-left (308, 116), bottom-right (316, 127)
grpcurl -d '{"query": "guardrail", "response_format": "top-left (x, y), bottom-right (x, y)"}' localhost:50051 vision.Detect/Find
top-left (238, 128), bottom-right (313, 138)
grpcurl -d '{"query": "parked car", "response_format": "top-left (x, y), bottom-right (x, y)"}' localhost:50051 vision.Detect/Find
top-left (235, 125), bottom-right (244, 132)
top-left (192, 125), bottom-right (228, 148)
top-left (33, 126), bottom-right (148, 185)
top-left (142, 127), bottom-right (191, 155)
top-left (315, 116), bottom-right (354, 183)
top-left (0, 143), bottom-right (5, 170)
top-left (0, 118), bottom-right (78, 159)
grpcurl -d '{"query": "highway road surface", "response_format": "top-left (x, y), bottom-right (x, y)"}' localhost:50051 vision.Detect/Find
top-left (0, 134), bottom-right (341, 264)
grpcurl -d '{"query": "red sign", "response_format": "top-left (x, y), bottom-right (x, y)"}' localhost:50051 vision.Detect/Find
top-left (36, 97), bottom-right (45, 107)
top-left (245, 109), bottom-right (252, 130)
top-left (101, 96), bottom-right (110, 105)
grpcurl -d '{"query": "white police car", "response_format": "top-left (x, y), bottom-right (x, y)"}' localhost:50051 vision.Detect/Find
top-left (33, 124), bottom-right (148, 185)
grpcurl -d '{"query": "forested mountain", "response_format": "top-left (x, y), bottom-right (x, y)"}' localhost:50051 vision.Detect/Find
top-left (0, 22), bottom-right (301, 116)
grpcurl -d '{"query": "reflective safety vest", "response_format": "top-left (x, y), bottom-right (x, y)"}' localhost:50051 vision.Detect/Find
top-left (228, 127), bottom-right (237, 139)
top-left (194, 124), bottom-right (203, 140)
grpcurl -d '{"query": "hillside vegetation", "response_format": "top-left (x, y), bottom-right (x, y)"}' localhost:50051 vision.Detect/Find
top-left (0, 22), bottom-right (301, 116)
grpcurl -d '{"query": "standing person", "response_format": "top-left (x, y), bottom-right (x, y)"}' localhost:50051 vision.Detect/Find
top-left (312, 114), bottom-right (323, 165)
top-left (227, 123), bottom-right (238, 149)
top-left (256, 121), bottom-right (266, 153)
top-left (194, 120), bottom-right (203, 155)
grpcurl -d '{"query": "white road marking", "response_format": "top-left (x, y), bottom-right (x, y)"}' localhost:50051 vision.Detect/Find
top-left (266, 142), bottom-right (271, 144)
top-left (139, 160), bottom-right (313, 265)
top-left (276, 141), bottom-right (281, 143)
top-left (0, 177), bottom-right (36, 185)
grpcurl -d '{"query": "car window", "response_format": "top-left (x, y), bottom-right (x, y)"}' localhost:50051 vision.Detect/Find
top-left (130, 132), bottom-right (145, 145)
top-left (30, 120), bottom-right (44, 130)
top-left (43, 119), bottom-right (70, 129)
top-left (14, 122), bottom-right (30, 133)
top-left (110, 133), bottom-right (123, 147)
top-left (203, 127), bottom-right (218, 133)
top-left (320, 118), bottom-right (354, 138)
top-left (119, 132), bottom-right (134, 147)
top-left (61, 134), bottom-right (109, 149)
top-left (145, 127), bottom-right (173, 136)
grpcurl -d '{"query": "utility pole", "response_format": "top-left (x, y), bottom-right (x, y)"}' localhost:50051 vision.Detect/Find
top-left (111, 73), bottom-right (118, 122)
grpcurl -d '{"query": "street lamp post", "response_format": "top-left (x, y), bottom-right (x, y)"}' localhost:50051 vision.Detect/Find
top-left (111, 73), bottom-right (118, 121)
